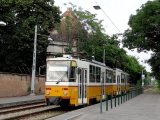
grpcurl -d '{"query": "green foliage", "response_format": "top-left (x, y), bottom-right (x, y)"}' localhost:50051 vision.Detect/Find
top-left (27, 86), bottom-right (31, 93)
top-left (55, 53), bottom-right (63, 57)
top-left (124, 55), bottom-right (146, 84)
top-left (122, 0), bottom-right (160, 80)
top-left (123, 0), bottom-right (160, 52)
top-left (0, 0), bottom-right (61, 73)
top-left (61, 2), bottom-right (148, 85)
top-left (156, 79), bottom-right (160, 90)
top-left (136, 79), bottom-right (142, 86)
top-left (69, 3), bottom-right (122, 64)
top-left (39, 87), bottom-right (41, 93)
top-left (64, 45), bottom-right (73, 53)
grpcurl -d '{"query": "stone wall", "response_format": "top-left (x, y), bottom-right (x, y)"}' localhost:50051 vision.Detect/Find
top-left (0, 73), bottom-right (45, 98)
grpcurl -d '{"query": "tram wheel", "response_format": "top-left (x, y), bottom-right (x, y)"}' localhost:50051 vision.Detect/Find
top-left (60, 100), bottom-right (69, 108)
top-left (89, 99), bottom-right (93, 105)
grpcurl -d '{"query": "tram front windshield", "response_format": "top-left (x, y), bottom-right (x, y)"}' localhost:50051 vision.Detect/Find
top-left (46, 61), bottom-right (70, 82)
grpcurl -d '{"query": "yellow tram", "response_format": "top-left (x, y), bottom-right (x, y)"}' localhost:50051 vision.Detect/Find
top-left (45, 55), bottom-right (130, 107)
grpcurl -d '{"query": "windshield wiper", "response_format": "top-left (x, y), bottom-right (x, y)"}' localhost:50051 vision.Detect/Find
top-left (56, 72), bottom-right (67, 84)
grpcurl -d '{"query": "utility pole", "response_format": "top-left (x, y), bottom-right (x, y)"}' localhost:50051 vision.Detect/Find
top-left (31, 25), bottom-right (37, 95)
top-left (142, 67), bottom-right (143, 87)
top-left (103, 49), bottom-right (105, 64)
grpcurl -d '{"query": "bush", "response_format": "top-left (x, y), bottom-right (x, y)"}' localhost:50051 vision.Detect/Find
top-left (27, 86), bottom-right (31, 92)
top-left (156, 79), bottom-right (160, 90)
top-left (136, 79), bottom-right (141, 86)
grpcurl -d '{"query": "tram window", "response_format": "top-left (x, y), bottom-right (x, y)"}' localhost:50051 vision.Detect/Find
top-left (106, 70), bottom-right (113, 83)
top-left (106, 74), bottom-right (108, 83)
top-left (113, 76), bottom-right (116, 83)
top-left (125, 76), bottom-right (127, 83)
top-left (89, 65), bottom-right (101, 83)
top-left (69, 67), bottom-right (76, 82)
top-left (96, 74), bottom-right (100, 82)
top-left (89, 65), bottom-right (95, 82)
top-left (127, 75), bottom-right (130, 83)
top-left (96, 67), bottom-right (100, 83)
top-left (90, 74), bottom-right (94, 82)
top-left (113, 72), bottom-right (116, 83)
top-left (121, 74), bottom-right (125, 83)
top-left (85, 70), bottom-right (87, 83)
top-left (106, 73), bottom-right (110, 83)
top-left (90, 65), bottom-right (92, 73)
top-left (93, 66), bottom-right (96, 74)
top-left (96, 67), bottom-right (99, 74)
top-left (110, 71), bottom-right (113, 83)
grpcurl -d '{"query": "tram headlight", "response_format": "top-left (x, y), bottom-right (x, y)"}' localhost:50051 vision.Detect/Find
top-left (46, 91), bottom-right (50, 95)
top-left (63, 91), bottom-right (67, 95)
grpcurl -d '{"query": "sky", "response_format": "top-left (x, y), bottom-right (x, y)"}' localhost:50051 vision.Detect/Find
top-left (54, 0), bottom-right (152, 72)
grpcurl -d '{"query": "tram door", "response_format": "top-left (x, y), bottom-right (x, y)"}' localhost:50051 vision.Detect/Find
top-left (117, 75), bottom-right (121, 94)
top-left (78, 68), bottom-right (87, 104)
top-left (101, 72), bottom-right (105, 99)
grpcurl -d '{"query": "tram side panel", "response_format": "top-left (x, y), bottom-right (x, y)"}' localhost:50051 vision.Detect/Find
top-left (68, 85), bottom-right (79, 105)
top-left (105, 84), bottom-right (113, 96)
top-left (105, 69), bottom-right (114, 96)
top-left (86, 63), bottom-right (104, 104)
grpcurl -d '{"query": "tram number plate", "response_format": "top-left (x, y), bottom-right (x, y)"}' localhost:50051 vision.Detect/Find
top-left (55, 90), bottom-right (60, 93)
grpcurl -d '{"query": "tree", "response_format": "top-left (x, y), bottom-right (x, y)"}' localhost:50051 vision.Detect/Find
top-left (0, 0), bottom-right (61, 73)
top-left (123, 0), bottom-right (160, 52)
top-left (122, 0), bottom-right (160, 79)
top-left (67, 3), bottom-right (122, 62)
top-left (53, 2), bottom-right (147, 85)
top-left (124, 56), bottom-right (147, 85)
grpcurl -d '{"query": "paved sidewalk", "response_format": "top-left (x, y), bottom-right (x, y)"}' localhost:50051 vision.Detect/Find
top-left (47, 91), bottom-right (160, 120)
top-left (0, 95), bottom-right (44, 108)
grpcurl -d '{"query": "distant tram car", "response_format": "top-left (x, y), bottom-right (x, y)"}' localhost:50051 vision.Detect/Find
top-left (45, 55), bottom-right (130, 107)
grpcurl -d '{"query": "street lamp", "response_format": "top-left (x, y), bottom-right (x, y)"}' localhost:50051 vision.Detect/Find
top-left (93, 5), bottom-right (101, 10)
top-left (141, 61), bottom-right (145, 87)
top-left (0, 21), bottom-right (6, 26)
top-left (142, 66), bottom-right (144, 87)
top-left (93, 5), bottom-right (121, 33)
top-left (30, 25), bottom-right (53, 95)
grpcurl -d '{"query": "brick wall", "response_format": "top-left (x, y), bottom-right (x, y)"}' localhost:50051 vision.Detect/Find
top-left (0, 73), bottom-right (45, 98)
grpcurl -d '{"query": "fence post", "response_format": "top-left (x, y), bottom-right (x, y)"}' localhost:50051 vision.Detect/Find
top-left (106, 92), bottom-right (108, 111)
top-left (121, 91), bottom-right (122, 104)
top-left (124, 90), bottom-right (125, 103)
top-left (110, 92), bottom-right (112, 109)
top-left (128, 90), bottom-right (129, 100)
top-left (118, 91), bottom-right (120, 105)
top-left (126, 90), bottom-right (127, 101)
top-left (115, 91), bottom-right (117, 107)
top-left (100, 94), bottom-right (102, 114)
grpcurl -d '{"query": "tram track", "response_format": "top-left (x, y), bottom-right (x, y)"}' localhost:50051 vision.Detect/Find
top-left (0, 104), bottom-right (60, 120)
top-left (0, 102), bottom-right (84, 120)
top-left (0, 103), bottom-right (46, 114)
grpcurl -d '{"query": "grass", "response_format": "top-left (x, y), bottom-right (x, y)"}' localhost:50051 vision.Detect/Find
top-left (144, 84), bottom-right (160, 94)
